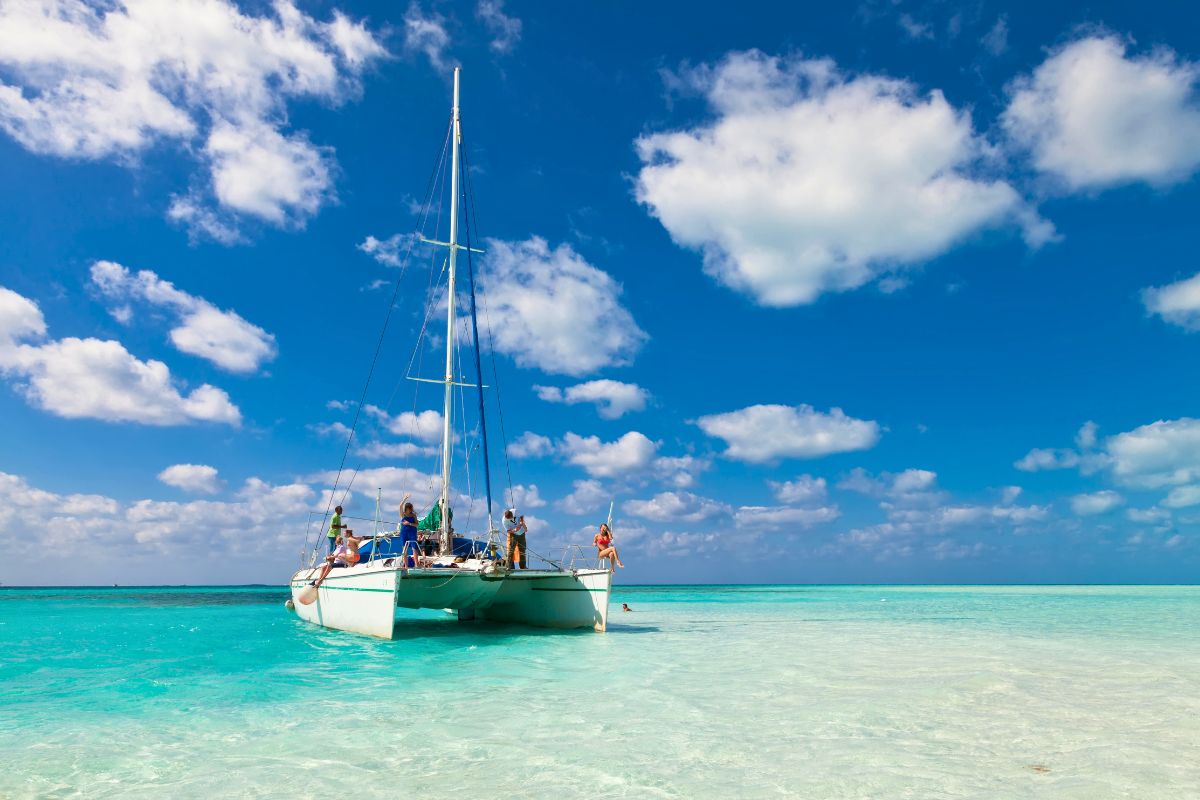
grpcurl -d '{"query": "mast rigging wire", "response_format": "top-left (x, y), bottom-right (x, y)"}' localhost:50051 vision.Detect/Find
top-left (460, 141), bottom-right (497, 528)
top-left (462, 146), bottom-right (516, 511)
top-left (308, 116), bottom-right (454, 553)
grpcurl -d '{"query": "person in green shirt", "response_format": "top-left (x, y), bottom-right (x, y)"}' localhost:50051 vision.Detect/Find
top-left (328, 506), bottom-right (346, 554)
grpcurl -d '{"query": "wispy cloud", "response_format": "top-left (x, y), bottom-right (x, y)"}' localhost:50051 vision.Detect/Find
top-left (404, 3), bottom-right (452, 70)
top-left (476, 0), bottom-right (522, 54)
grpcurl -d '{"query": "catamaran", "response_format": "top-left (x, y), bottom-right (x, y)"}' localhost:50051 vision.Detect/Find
top-left (287, 69), bottom-right (612, 638)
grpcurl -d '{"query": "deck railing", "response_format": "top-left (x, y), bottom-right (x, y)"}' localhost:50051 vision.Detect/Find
top-left (555, 544), bottom-right (608, 572)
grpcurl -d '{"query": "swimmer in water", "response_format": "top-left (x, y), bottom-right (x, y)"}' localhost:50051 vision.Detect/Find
top-left (621, 603), bottom-right (631, 612)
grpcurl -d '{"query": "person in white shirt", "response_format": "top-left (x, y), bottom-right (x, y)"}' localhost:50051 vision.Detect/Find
top-left (503, 508), bottom-right (528, 569)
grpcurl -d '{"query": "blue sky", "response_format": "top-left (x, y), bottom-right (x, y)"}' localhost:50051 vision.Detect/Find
top-left (2, 0), bottom-right (1200, 585)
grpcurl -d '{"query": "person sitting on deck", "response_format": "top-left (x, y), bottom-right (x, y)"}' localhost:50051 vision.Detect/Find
top-left (503, 508), bottom-right (528, 569)
top-left (594, 523), bottom-right (624, 571)
top-left (311, 531), bottom-right (361, 588)
top-left (398, 495), bottom-right (420, 567)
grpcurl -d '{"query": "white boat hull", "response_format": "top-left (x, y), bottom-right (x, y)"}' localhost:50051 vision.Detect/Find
top-left (474, 569), bottom-right (611, 631)
top-left (289, 560), bottom-right (611, 638)
top-left (289, 561), bottom-right (400, 639)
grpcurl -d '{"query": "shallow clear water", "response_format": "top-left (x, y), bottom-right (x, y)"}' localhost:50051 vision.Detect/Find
top-left (1, 585), bottom-right (1198, 798)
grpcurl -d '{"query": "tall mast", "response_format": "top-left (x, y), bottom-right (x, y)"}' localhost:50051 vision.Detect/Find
top-left (439, 67), bottom-right (462, 556)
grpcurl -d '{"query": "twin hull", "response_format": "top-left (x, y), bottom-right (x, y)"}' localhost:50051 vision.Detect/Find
top-left (289, 561), bottom-right (612, 638)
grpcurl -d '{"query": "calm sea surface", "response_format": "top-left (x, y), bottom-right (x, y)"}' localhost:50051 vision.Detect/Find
top-left (1, 585), bottom-right (1197, 799)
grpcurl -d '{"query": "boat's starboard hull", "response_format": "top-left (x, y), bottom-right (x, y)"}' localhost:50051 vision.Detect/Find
top-left (474, 569), bottom-right (612, 631)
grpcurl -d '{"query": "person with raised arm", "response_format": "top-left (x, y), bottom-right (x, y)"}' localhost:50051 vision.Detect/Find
top-left (398, 494), bottom-right (420, 567)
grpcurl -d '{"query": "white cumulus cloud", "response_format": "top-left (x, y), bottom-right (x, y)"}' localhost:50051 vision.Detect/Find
top-left (157, 464), bottom-right (222, 494)
top-left (839, 467), bottom-right (945, 505)
top-left (560, 431), bottom-right (659, 478)
top-left (1105, 417), bottom-right (1200, 488)
top-left (769, 474), bottom-right (828, 505)
top-left (1143, 271), bottom-right (1200, 331)
top-left (635, 49), bottom-right (1051, 307)
top-left (0, 470), bottom-right (119, 521)
top-left (534, 380), bottom-right (649, 419)
top-left (202, 121), bottom-right (332, 226)
top-left (652, 454), bottom-right (710, 489)
top-left (0, 0), bottom-right (384, 238)
top-left (839, 489), bottom-right (1049, 559)
top-left (1163, 485), bottom-right (1200, 509)
top-left (0, 286), bottom-right (240, 426)
top-left (355, 441), bottom-right (431, 461)
top-left (1076, 420), bottom-right (1099, 449)
top-left (364, 406), bottom-right (445, 445)
top-left (1014, 447), bottom-right (1079, 472)
top-left (1127, 506), bottom-right (1171, 523)
top-left (558, 479), bottom-right (610, 515)
top-left (481, 237), bottom-right (647, 376)
top-left (1003, 35), bottom-right (1200, 191)
top-left (626, 491), bottom-right (729, 523)
top-left (695, 403), bottom-right (879, 463)
top-left (1070, 490), bottom-right (1124, 516)
top-left (1015, 422), bottom-right (1107, 473)
top-left (90, 260), bottom-right (276, 373)
top-left (508, 431), bottom-right (554, 459)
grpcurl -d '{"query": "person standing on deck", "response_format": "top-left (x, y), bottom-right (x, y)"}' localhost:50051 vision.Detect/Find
top-left (399, 495), bottom-right (420, 567)
top-left (504, 508), bottom-right (528, 569)
top-left (328, 506), bottom-right (346, 554)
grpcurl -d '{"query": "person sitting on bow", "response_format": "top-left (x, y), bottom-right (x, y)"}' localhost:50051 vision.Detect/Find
top-left (594, 523), bottom-right (624, 570)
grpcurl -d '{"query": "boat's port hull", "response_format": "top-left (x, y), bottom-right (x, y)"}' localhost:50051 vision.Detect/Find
top-left (289, 562), bottom-right (399, 638)
top-left (288, 561), bottom-right (611, 638)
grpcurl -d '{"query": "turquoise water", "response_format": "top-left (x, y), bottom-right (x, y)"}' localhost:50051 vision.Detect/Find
top-left (1, 585), bottom-right (1198, 798)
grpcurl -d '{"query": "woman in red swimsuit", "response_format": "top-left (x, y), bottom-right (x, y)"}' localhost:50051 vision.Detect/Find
top-left (593, 523), bottom-right (624, 570)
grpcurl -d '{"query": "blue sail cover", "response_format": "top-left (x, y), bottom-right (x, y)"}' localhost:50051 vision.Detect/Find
top-left (356, 535), bottom-right (494, 561)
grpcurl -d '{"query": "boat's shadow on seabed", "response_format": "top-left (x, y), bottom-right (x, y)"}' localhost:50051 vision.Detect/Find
top-left (378, 618), bottom-right (661, 642)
